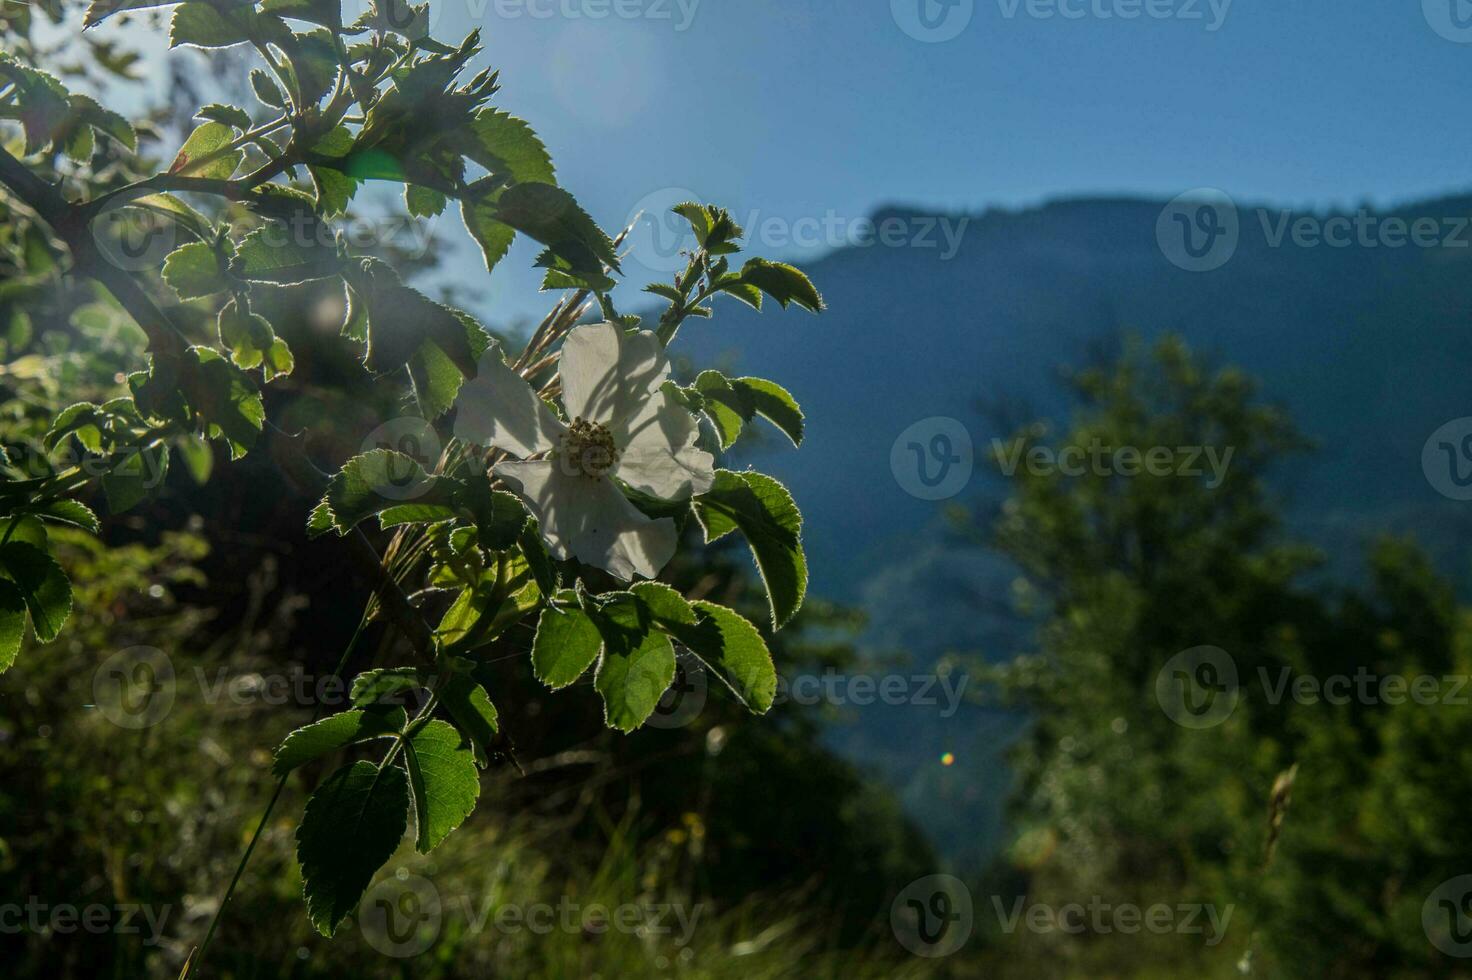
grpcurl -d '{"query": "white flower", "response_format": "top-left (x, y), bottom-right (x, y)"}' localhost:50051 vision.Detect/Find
top-left (453, 322), bottom-right (714, 580)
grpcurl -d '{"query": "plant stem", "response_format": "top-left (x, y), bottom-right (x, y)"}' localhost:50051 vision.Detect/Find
top-left (185, 612), bottom-right (372, 979)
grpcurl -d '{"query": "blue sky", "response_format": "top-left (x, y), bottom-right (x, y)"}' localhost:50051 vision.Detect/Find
top-left (94, 0), bottom-right (1472, 324)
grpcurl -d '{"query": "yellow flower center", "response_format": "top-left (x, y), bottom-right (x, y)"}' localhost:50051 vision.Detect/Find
top-left (559, 417), bottom-right (620, 479)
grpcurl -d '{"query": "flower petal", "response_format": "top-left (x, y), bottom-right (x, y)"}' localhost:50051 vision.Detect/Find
top-left (613, 387), bottom-right (714, 499)
top-left (453, 347), bottom-right (565, 457)
top-left (560, 323), bottom-right (670, 425)
top-left (495, 461), bottom-right (677, 581)
top-left (617, 445), bottom-right (715, 500)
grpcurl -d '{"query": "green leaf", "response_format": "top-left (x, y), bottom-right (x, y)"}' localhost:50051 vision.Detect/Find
top-left (694, 371), bottom-right (748, 450)
top-left (296, 760), bottom-right (410, 937)
top-left (279, 29), bottom-right (340, 107)
top-left (161, 241), bottom-right (230, 299)
top-left (674, 202), bottom-right (743, 251)
top-left (125, 192), bottom-right (212, 241)
top-left (645, 282), bottom-right (687, 304)
top-left (715, 280), bottom-right (764, 311)
top-left (460, 486), bottom-right (527, 551)
top-left (406, 309), bottom-right (492, 420)
top-left (739, 258), bottom-right (824, 313)
top-left (169, 3), bottom-right (259, 50)
top-left (187, 348), bottom-right (266, 459)
top-left (0, 517), bottom-right (48, 551)
top-left (311, 450), bottom-right (460, 537)
top-left (83, 0), bottom-right (177, 28)
top-left (733, 377), bottom-right (803, 447)
top-left (457, 108), bottom-right (555, 185)
top-left (404, 719), bottom-right (480, 852)
top-left (0, 580), bottom-right (26, 673)
top-left (30, 499), bottom-right (101, 534)
top-left (594, 628), bottom-right (676, 733)
top-left (519, 519), bottom-right (557, 596)
top-left (378, 503), bottom-right (458, 528)
top-left (349, 668), bottom-right (428, 707)
top-left (307, 500), bottom-right (335, 536)
top-left (197, 103), bottom-right (253, 129)
top-left (177, 433), bottom-right (215, 484)
top-left (626, 584), bottom-right (776, 713)
top-left (687, 600), bottom-right (776, 712)
top-left (0, 541), bottom-right (72, 643)
top-left (311, 165), bottom-right (358, 217)
top-left (693, 470), bottom-right (807, 629)
top-left (531, 601), bottom-right (603, 690)
top-left (490, 182), bottom-right (618, 276)
top-left (70, 95), bottom-right (137, 150)
top-left (218, 300), bottom-right (276, 370)
top-left (262, 336), bottom-right (295, 382)
top-left (234, 226), bottom-right (342, 284)
top-left (251, 68), bottom-right (286, 108)
top-left (405, 184), bottom-right (446, 218)
top-left (42, 404), bottom-right (98, 452)
top-left (100, 444), bottom-right (168, 514)
top-left (0, 54), bottom-right (70, 155)
top-left (169, 121), bottom-right (243, 179)
top-left (435, 555), bottom-right (542, 653)
top-left (261, 0), bottom-right (340, 29)
top-left (273, 705), bottom-right (408, 776)
top-left (349, 0), bottom-right (430, 38)
top-left (348, 261), bottom-right (481, 376)
top-left (461, 198), bottom-right (516, 275)
top-left (439, 674), bottom-right (499, 768)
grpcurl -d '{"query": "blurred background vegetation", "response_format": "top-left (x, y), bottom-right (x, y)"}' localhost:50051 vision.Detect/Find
top-left (3, 3), bottom-right (1471, 978)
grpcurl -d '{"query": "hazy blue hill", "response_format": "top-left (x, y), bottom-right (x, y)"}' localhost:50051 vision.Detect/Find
top-left (678, 192), bottom-right (1472, 866)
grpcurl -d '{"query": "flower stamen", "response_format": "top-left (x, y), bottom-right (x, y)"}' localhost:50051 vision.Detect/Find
top-left (559, 417), bottom-right (620, 479)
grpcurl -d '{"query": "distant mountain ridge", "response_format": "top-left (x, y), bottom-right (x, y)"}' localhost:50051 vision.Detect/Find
top-left (677, 191), bottom-right (1472, 866)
